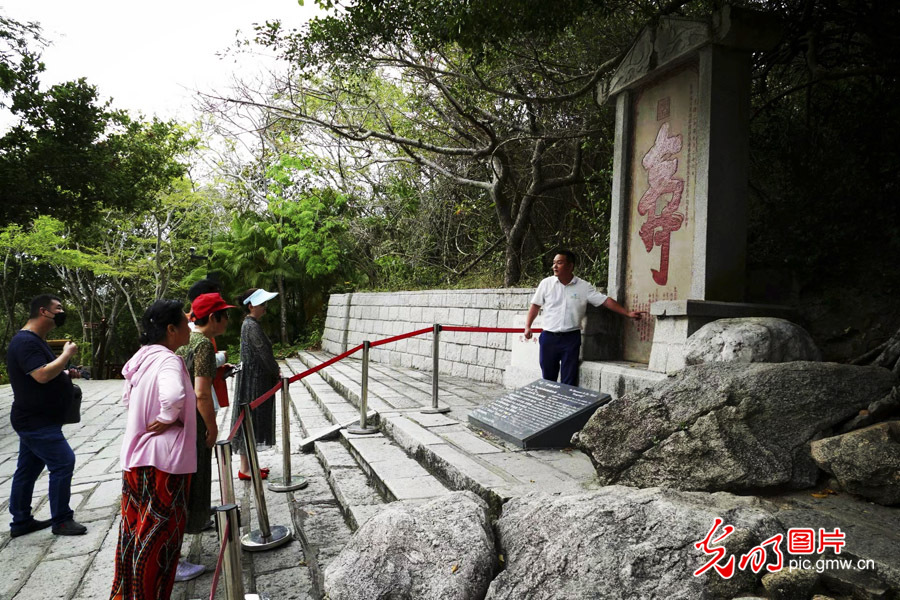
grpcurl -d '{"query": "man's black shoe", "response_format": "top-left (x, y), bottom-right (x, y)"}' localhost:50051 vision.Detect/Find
top-left (51, 520), bottom-right (87, 536)
top-left (10, 518), bottom-right (52, 538)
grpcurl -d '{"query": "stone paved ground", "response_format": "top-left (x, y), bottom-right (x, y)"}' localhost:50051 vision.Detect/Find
top-left (0, 376), bottom-right (329, 600)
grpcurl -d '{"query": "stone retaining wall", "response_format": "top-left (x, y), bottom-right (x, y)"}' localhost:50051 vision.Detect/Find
top-left (322, 290), bottom-right (534, 384)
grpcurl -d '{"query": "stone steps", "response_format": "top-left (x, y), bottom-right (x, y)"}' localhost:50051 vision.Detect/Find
top-left (291, 351), bottom-right (598, 519)
top-left (283, 358), bottom-right (449, 531)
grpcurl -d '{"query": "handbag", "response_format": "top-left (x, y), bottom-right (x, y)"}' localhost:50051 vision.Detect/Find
top-left (64, 384), bottom-right (82, 424)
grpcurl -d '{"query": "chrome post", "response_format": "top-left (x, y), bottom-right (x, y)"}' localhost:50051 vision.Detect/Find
top-left (347, 341), bottom-right (378, 434)
top-left (215, 440), bottom-right (236, 506)
top-left (268, 377), bottom-right (308, 492)
top-left (422, 323), bottom-right (450, 414)
top-left (239, 402), bottom-right (292, 551)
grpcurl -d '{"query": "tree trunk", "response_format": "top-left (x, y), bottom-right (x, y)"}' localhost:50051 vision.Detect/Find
top-left (278, 274), bottom-right (288, 345)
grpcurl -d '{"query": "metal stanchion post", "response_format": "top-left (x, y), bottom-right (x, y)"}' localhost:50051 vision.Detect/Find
top-left (215, 504), bottom-right (246, 600)
top-left (422, 323), bottom-right (450, 414)
top-left (239, 403), bottom-right (292, 551)
top-left (269, 377), bottom-right (308, 492)
top-left (347, 341), bottom-right (378, 435)
top-left (215, 440), bottom-right (236, 506)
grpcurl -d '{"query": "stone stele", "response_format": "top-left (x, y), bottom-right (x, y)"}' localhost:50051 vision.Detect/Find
top-left (323, 491), bottom-right (495, 600)
top-left (810, 421), bottom-right (900, 506)
top-left (683, 317), bottom-right (821, 366)
top-left (573, 361), bottom-right (897, 492)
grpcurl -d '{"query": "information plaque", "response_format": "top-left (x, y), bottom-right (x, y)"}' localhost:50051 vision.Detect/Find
top-left (468, 379), bottom-right (611, 449)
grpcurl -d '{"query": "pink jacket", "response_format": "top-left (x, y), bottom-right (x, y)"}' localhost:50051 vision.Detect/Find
top-left (120, 344), bottom-right (197, 475)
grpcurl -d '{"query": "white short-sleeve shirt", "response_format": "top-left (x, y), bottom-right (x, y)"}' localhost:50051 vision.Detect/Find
top-left (531, 276), bottom-right (608, 333)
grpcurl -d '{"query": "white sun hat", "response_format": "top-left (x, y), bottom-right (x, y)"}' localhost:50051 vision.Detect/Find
top-left (244, 288), bottom-right (279, 306)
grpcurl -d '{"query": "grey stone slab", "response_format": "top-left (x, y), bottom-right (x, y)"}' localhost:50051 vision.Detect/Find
top-left (424, 443), bottom-right (516, 490)
top-left (46, 517), bottom-right (112, 559)
top-left (70, 517), bottom-right (120, 600)
top-left (382, 475), bottom-right (449, 501)
top-left (314, 441), bottom-right (360, 471)
top-left (0, 544), bottom-right (44, 600)
top-left (347, 504), bottom-right (388, 531)
top-left (366, 458), bottom-right (431, 481)
top-left (83, 479), bottom-right (122, 511)
top-left (13, 553), bottom-right (93, 599)
top-left (407, 412), bottom-right (458, 428)
top-left (439, 429), bottom-right (506, 455)
top-left (381, 415), bottom-right (446, 453)
top-left (256, 566), bottom-right (315, 599)
top-left (327, 468), bottom-right (383, 510)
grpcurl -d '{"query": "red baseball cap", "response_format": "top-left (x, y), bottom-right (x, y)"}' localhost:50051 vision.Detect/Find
top-left (191, 293), bottom-right (236, 320)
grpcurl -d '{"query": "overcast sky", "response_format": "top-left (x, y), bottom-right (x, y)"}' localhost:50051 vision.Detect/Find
top-left (0, 0), bottom-right (321, 126)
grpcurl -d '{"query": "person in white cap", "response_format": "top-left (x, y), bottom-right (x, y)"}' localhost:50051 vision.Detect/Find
top-left (231, 288), bottom-right (281, 480)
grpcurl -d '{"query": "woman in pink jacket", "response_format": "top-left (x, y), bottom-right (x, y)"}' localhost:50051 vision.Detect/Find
top-left (110, 300), bottom-right (196, 600)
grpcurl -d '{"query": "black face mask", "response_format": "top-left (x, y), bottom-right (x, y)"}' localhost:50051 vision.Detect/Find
top-left (45, 309), bottom-right (66, 328)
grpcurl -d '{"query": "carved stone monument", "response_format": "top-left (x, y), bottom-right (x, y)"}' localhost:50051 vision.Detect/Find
top-left (596, 6), bottom-right (786, 373)
top-left (504, 6), bottom-right (786, 392)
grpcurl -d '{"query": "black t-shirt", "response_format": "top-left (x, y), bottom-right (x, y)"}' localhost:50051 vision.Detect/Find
top-left (6, 330), bottom-right (73, 431)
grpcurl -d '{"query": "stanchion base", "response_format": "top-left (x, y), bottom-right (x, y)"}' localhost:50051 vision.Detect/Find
top-left (421, 406), bottom-right (451, 414)
top-left (346, 425), bottom-right (379, 435)
top-left (268, 475), bottom-right (309, 492)
top-left (241, 525), bottom-right (292, 552)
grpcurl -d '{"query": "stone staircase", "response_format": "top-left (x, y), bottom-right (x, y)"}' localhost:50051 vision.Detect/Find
top-left (281, 350), bottom-right (599, 526)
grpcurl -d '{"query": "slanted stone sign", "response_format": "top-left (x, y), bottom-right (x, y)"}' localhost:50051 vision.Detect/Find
top-left (469, 379), bottom-right (610, 449)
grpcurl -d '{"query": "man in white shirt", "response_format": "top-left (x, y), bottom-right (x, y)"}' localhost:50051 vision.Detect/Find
top-left (524, 251), bottom-right (642, 386)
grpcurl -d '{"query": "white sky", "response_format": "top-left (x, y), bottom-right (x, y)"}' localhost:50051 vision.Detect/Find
top-left (0, 0), bottom-right (322, 126)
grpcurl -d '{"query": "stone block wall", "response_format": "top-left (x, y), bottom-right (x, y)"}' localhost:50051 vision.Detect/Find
top-left (322, 289), bottom-right (534, 384)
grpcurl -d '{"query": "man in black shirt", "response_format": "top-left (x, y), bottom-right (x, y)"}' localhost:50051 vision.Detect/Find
top-left (6, 294), bottom-right (86, 537)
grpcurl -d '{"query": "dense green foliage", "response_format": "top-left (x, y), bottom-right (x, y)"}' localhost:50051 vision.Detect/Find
top-left (2, 1), bottom-right (899, 373)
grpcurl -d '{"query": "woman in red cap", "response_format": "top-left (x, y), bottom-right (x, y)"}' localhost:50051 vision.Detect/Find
top-left (174, 292), bottom-right (234, 582)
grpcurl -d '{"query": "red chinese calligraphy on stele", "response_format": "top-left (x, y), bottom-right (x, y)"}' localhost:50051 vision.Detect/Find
top-left (637, 121), bottom-right (685, 286)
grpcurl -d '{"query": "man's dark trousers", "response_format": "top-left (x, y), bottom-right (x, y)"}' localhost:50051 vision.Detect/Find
top-left (9, 425), bottom-right (75, 528)
top-left (538, 330), bottom-right (581, 386)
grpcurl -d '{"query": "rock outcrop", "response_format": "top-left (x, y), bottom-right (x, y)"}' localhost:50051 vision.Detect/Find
top-left (573, 362), bottom-right (896, 492)
top-left (486, 487), bottom-right (783, 600)
top-left (810, 421), bottom-right (900, 505)
top-left (684, 317), bottom-right (821, 366)
top-left (323, 491), bottom-right (495, 600)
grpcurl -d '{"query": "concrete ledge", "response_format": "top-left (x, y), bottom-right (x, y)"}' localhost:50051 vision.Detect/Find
top-left (650, 299), bottom-right (795, 318)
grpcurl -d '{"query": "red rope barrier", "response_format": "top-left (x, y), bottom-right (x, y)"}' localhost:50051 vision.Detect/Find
top-left (209, 519), bottom-right (230, 600)
top-left (228, 325), bottom-right (542, 441)
top-left (369, 326), bottom-right (434, 348)
top-left (249, 380), bottom-right (283, 410)
top-left (441, 326), bottom-right (542, 333)
top-left (286, 343), bottom-right (364, 384)
top-left (227, 410), bottom-right (245, 442)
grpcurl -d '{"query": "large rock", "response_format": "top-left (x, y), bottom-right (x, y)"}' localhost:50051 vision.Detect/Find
top-left (486, 487), bottom-right (784, 600)
top-left (573, 362), bottom-right (896, 492)
top-left (810, 421), bottom-right (900, 505)
top-left (684, 317), bottom-right (821, 366)
top-left (323, 491), bottom-right (495, 600)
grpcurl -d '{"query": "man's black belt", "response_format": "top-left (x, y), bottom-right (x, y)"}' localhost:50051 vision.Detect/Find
top-left (542, 330), bottom-right (580, 336)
